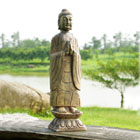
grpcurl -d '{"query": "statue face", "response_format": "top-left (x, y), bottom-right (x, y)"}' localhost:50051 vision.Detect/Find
top-left (59, 15), bottom-right (72, 31)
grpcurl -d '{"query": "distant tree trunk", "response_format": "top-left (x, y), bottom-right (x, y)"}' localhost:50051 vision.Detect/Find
top-left (0, 33), bottom-right (5, 48)
top-left (120, 91), bottom-right (124, 108)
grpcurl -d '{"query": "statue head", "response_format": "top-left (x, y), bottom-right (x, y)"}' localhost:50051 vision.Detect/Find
top-left (58, 9), bottom-right (72, 31)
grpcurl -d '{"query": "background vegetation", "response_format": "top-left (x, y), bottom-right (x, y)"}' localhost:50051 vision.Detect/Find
top-left (0, 32), bottom-right (139, 64)
top-left (0, 31), bottom-right (139, 107)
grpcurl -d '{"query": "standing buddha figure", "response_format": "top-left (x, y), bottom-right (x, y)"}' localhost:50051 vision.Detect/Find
top-left (50, 9), bottom-right (81, 114)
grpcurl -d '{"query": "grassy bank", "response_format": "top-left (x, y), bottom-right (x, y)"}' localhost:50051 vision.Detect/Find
top-left (0, 52), bottom-right (138, 76)
top-left (0, 58), bottom-right (50, 76)
top-left (0, 64), bottom-right (49, 76)
top-left (0, 107), bottom-right (140, 131)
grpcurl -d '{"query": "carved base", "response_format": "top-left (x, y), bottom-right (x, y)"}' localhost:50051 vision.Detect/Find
top-left (48, 118), bottom-right (87, 132)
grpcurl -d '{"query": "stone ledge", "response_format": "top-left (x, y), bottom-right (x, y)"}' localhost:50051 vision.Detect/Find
top-left (0, 113), bottom-right (140, 140)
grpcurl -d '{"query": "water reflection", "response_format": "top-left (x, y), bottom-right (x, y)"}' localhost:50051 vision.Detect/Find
top-left (0, 74), bottom-right (140, 110)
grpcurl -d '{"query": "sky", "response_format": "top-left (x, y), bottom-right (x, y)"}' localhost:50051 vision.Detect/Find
top-left (0, 0), bottom-right (140, 47)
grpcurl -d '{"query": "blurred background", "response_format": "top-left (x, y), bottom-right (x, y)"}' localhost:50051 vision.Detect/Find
top-left (0, 0), bottom-right (139, 110)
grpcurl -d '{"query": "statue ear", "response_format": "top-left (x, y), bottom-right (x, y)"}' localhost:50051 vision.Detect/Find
top-left (58, 19), bottom-right (61, 30)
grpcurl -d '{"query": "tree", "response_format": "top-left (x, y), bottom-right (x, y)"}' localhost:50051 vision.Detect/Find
top-left (113, 32), bottom-right (122, 48)
top-left (84, 58), bottom-right (139, 108)
top-left (20, 39), bottom-right (36, 48)
top-left (11, 32), bottom-right (20, 47)
top-left (0, 33), bottom-right (5, 48)
top-left (83, 43), bottom-right (91, 50)
top-left (134, 31), bottom-right (140, 46)
top-left (102, 34), bottom-right (107, 49)
top-left (41, 39), bottom-right (50, 47)
top-left (80, 49), bottom-right (93, 60)
top-left (90, 36), bottom-right (101, 50)
top-left (133, 32), bottom-right (140, 52)
top-left (36, 46), bottom-right (50, 62)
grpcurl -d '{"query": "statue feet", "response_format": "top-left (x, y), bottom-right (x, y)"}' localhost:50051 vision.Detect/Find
top-left (69, 107), bottom-right (81, 113)
top-left (52, 107), bottom-right (67, 113)
top-left (52, 106), bottom-right (80, 114)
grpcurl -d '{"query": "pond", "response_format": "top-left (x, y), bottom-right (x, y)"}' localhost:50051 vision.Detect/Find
top-left (0, 74), bottom-right (140, 110)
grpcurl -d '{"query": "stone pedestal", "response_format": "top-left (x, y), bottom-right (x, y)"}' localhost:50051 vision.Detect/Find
top-left (48, 111), bottom-right (87, 132)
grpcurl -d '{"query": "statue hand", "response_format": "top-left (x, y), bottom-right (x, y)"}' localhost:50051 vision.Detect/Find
top-left (64, 46), bottom-right (70, 55)
top-left (64, 41), bottom-right (70, 55)
top-left (70, 47), bottom-right (74, 55)
top-left (69, 41), bottom-right (74, 55)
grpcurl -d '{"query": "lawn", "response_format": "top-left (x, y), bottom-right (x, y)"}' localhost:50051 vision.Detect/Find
top-left (80, 107), bottom-right (140, 131)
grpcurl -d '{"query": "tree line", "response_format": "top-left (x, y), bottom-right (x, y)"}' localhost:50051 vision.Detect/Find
top-left (0, 31), bottom-right (139, 62)
top-left (80, 32), bottom-right (140, 60)
top-left (0, 32), bottom-right (50, 62)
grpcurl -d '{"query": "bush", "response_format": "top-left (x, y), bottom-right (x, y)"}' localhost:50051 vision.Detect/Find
top-left (80, 49), bottom-right (93, 60)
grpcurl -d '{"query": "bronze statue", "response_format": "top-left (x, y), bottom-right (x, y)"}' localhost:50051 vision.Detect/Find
top-left (48, 9), bottom-right (86, 131)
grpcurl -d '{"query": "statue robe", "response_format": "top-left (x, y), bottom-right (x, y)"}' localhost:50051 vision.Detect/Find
top-left (50, 32), bottom-right (81, 107)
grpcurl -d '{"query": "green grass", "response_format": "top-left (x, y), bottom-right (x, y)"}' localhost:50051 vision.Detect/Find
top-left (0, 52), bottom-right (138, 76)
top-left (0, 108), bottom-right (53, 120)
top-left (0, 64), bottom-right (49, 76)
top-left (80, 107), bottom-right (140, 131)
top-left (0, 58), bottom-right (50, 76)
top-left (0, 107), bottom-right (140, 131)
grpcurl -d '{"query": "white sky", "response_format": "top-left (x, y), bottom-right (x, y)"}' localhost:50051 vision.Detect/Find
top-left (0, 0), bottom-right (140, 47)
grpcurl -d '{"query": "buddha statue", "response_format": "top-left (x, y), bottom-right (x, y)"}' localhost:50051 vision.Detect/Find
top-left (49, 9), bottom-right (86, 132)
top-left (50, 9), bottom-right (81, 114)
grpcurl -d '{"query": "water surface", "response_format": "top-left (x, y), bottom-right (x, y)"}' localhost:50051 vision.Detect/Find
top-left (0, 74), bottom-right (140, 110)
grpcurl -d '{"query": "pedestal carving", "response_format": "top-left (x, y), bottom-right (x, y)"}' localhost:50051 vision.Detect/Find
top-left (48, 111), bottom-right (87, 132)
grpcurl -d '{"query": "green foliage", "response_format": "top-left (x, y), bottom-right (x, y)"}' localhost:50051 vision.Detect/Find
top-left (90, 36), bottom-right (102, 50)
top-left (0, 63), bottom-right (50, 76)
top-left (0, 45), bottom-right (50, 62)
top-left (80, 106), bottom-right (140, 131)
top-left (84, 58), bottom-right (139, 108)
top-left (87, 59), bottom-right (139, 88)
top-left (0, 32), bottom-right (51, 63)
top-left (0, 31), bottom-right (139, 64)
top-left (83, 32), bottom-right (139, 57)
top-left (80, 49), bottom-right (93, 60)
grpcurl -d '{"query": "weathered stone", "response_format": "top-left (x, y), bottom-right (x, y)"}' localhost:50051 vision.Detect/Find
top-left (0, 80), bottom-right (50, 113)
top-left (0, 113), bottom-right (140, 140)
